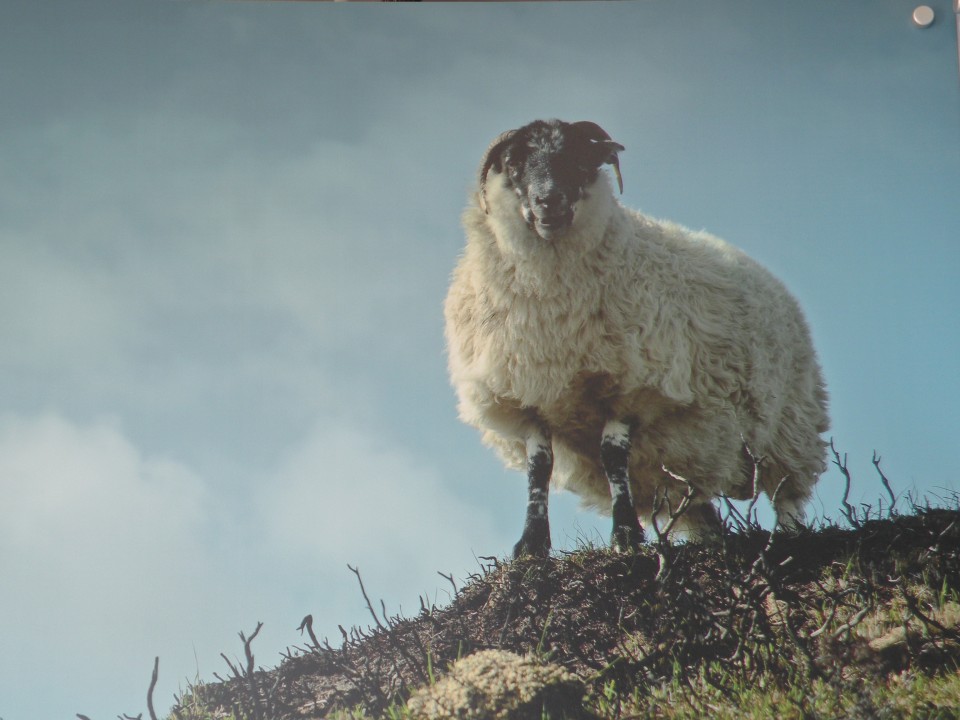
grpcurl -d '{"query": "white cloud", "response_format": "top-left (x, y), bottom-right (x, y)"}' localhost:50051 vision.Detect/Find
top-left (259, 419), bottom-right (502, 593)
top-left (0, 411), bottom-right (503, 719)
top-left (0, 413), bottom-right (208, 588)
top-left (0, 413), bottom-right (221, 717)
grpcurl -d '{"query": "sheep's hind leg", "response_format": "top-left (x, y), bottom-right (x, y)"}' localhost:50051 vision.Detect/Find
top-left (512, 430), bottom-right (553, 559)
top-left (601, 420), bottom-right (644, 552)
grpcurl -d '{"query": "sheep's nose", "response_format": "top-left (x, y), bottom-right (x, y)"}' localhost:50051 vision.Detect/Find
top-left (534, 193), bottom-right (564, 211)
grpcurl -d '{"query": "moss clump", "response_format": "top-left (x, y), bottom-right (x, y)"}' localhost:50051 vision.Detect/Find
top-left (405, 650), bottom-right (588, 720)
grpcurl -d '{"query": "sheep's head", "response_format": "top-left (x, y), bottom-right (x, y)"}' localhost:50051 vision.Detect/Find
top-left (478, 119), bottom-right (624, 241)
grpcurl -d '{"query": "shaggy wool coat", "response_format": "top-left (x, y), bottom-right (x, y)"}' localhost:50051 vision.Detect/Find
top-left (444, 169), bottom-right (829, 528)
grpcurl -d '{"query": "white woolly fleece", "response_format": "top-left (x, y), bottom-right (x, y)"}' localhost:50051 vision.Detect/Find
top-left (444, 169), bottom-right (829, 528)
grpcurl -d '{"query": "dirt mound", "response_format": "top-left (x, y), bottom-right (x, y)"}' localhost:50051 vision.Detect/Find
top-left (180, 506), bottom-right (960, 719)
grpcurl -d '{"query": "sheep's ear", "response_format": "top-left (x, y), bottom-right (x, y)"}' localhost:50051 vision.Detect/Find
top-left (478, 129), bottom-right (518, 213)
top-left (569, 121), bottom-right (625, 194)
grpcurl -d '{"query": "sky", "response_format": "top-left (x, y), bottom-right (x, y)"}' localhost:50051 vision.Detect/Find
top-left (1, 1), bottom-right (958, 717)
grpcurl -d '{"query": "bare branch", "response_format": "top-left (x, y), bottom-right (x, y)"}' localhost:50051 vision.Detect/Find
top-left (656, 466), bottom-right (698, 538)
top-left (829, 607), bottom-right (871, 640)
top-left (741, 437), bottom-right (766, 526)
top-left (438, 571), bottom-right (459, 598)
top-left (653, 468), bottom-right (699, 580)
top-left (220, 652), bottom-right (241, 680)
top-left (767, 475), bottom-right (791, 533)
top-left (871, 451), bottom-right (897, 514)
top-left (807, 603), bottom-right (840, 640)
top-left (348, 565), bottom-right (388, 633)
top-left (297, 614), bottom-right (321, 649)
top-left (147, 656), bottom-right (160, 720)
top-left (240, 622), bottom-right (264, 677)
top-left (829, 438), bottom-right (859, 527)
top-left (901, 583), bottom-right (960, 640)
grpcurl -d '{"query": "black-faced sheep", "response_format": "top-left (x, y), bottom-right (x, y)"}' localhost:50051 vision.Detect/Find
top-left (444, 119), bottom-right (829, 558)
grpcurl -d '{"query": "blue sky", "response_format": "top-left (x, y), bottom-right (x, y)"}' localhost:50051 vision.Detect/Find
top-left (1, 1), bottom-right (958, 717)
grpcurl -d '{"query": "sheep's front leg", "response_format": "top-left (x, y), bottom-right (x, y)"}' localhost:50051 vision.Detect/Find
top-left (601, 420), bottom-right (644, 551)
top-left (512, 430), bottom-right (553, 558)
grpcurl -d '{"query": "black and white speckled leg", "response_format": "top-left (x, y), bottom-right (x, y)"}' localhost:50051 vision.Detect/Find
top-left (601, 420), bottom-right (644, 552)
top-left (512, 430), bottom-right (553, 559)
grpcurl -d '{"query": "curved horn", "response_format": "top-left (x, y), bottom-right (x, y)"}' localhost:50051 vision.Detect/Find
top-left (478, 129), bottom-right (519, 214)
top-left (570, 121), bottom-right (625, 194)
top-left (569, 120), bottom-right (617, 143)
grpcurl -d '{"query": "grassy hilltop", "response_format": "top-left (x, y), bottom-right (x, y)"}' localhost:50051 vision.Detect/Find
top-left (165, 490), bottom-right (960, 720)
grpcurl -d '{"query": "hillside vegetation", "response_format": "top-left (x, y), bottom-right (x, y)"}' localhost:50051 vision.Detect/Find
top-left (163, 486), bottom-right (960, 720)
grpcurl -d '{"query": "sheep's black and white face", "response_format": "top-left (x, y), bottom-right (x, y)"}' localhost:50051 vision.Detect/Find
top-left (480, 120), bottom-right (624, 241)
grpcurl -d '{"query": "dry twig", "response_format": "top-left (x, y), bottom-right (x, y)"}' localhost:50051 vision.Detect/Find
top-left (147, 656), bottom-right (160, 720)
top-left (830, 438), bottom-right (859, 527)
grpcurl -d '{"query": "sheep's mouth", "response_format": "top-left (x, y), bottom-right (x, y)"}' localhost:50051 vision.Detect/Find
top-left (528, 209), bottom-right (575, 240)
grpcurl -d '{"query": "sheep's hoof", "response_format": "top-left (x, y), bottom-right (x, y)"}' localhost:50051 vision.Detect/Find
top-left (611, 522), bottom-right (644, 553)
top-left (513, 529), bottom-right (551, 559)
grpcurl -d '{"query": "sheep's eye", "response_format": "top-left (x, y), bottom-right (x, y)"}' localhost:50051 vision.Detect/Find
top-left (579, 165), bottom-right (600, 185)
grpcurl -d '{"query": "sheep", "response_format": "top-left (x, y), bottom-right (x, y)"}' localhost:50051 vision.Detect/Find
top-left (444, 119), bottom-right (829, 558)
